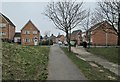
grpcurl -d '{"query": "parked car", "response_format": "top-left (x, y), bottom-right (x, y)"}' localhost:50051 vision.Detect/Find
top-left (58, 41), bottom-right (62, 45)
top-left (70, 40), bottom-right (76, 47)
top-left (64, 41), bottom-right (68, 46)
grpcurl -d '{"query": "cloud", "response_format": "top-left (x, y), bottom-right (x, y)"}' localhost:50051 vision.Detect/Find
top-left (2, 0), bottom-right (98, 2)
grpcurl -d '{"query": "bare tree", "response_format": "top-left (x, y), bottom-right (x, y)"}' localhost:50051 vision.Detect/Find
top-left (94, 0), bottom-right (120, 45)
top-left (44, 31), bottom-right (49, 36)
top-left (44, 0), bottom-right (87, 52)
top-left (82, 9), bottom-right (91, 48)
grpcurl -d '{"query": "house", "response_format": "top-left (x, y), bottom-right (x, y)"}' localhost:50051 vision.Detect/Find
top-left (56, 35), bottom-right (64, 43)
top-left (14, 32), bottom-right (21, 43)
top-left (0, 13), bottom-right (15, 42)
top-left (42, 35), bottom-right (49, 41)
top-left (21, 20), bottom-right (40, 46)
top-left (49, 34), bottom-right (56, 43)
top-left (88, 21), bottom-right (118, 46)
top-left (71, 30), bottom-right (82, 45)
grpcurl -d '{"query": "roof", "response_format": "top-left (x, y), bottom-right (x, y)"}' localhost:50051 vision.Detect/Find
top-left (14, 32), bottom-right (21, 37)
top-left (21, 20), bottom-right (40, 32)
top-left (0, 13), bottom-right (15, 27)
top-left (44, 35), bottom-right (49, 39)
top-left (57, 35), bottom-right (64, 38)
top-left (89, 21), bottom-right (113, 31)
top-left (50, 34), bottom-right (56, 39)
top-left (72, 30), bottom-right (82, 35)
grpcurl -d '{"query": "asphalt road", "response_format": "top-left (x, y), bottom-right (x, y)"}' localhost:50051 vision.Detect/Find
top-left (47, 44), bottom-right (87, 80)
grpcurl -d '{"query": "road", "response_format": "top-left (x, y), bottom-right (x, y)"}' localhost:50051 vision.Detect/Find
top-left (47, 44), bottom-right (87, 80)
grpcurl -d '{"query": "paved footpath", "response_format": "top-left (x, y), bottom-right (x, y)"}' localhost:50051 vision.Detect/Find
top-left (47, 44), bottom-right (87, 80)
top-left (71, 47), bottom-right (120, 76)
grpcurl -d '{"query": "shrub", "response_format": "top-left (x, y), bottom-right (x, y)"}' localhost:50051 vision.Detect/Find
top-left (39, 40), bottom-right (53, 45)
top-left (1, 38), bottom-right (13, 43)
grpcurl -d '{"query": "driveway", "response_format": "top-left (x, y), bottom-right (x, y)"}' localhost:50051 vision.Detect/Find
top-left (47, 44), bottom-right (87, 80)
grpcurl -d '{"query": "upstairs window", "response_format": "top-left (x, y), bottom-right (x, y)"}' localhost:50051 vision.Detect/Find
top-left (0, 23), bottom-right (6, 28)
top-left (24, 30), bottom-right (30, 34)
top-left (33, 31), bottom-right (37, 34)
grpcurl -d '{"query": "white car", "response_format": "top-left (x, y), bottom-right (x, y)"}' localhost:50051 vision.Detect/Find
top-left (64, 41), bottom-right (68, 46)
top-left (58, 41), bottom-right (62, 45)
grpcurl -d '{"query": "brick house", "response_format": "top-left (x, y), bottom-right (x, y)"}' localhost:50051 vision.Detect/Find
top-left (71, 30), bottom-right (82, 45)
top-left (56, 35), bottom-right (64, 43)
top-left (0, 13), bottom-right (15, 41)
top-left (21, 20), bottom-right (40, 46)
top-left (89, 21), bottom-right (118, 46)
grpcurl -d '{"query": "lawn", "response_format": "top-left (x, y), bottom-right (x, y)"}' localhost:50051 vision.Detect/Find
top-left (61, 47), bottom-right (119, 80)
top-left (86, 47), bottom-right (120, 65)
top-left (2, 42), bottom-right (50, 80)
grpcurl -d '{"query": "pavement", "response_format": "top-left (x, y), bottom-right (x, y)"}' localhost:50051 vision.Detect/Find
top-left (47, 44), bottom-right (87, 80)
top-left (71, 47), bottom-right (120, 76)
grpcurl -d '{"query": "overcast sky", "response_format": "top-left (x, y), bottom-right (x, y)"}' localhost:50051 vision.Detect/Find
top-left (1, 1), bottom-right (97, 36)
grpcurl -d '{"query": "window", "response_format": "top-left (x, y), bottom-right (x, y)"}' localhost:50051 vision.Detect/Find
top-left (33, 31), bottom-right (37, 34)
top-left (2, 32), bottom-right (6, 35)
top-left (90, 38), bottom-right (93, 42)
top-left (24, 38), bottom-right (30, 42)
top-left (90, 32), bottom-right (93, 35)
top-left (0, 32), bottom-right (6, 35)
top-left (24, 30), bottom-right (30, 34)
top-left (0, 32), bottom-right (2, 35)
top-left (0, 23), bottom-right (6, 28)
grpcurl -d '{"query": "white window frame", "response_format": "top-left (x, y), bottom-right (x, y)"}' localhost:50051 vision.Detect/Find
top-left (90, 32), bottom-right (93, 35)
top-left (0, 32), bottom-right (6, 35)
top-left (2, 32), bottom-right (6, 35)
top-left (0, 23), bottom-right (6, 28)
top-left (33, 31), bottom-right (37, 34)
top-left (90, 37), bottom-right (93, 42)
top-left (24, 38), bottom-right (30, 43)
top-left (24, 30), bottom-right (30, 34)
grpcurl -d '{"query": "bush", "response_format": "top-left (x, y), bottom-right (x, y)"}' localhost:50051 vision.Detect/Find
top-left (39, 40), bottom-right (53, 45)
top-left (1, 38), bottom-right (13, 43)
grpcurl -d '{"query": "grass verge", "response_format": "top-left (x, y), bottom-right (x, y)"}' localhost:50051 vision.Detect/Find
top-left (61, 47), bottom-right (119, 80)
top-left (2, 42), bottom-right (50, 80)
top-left (86, 47), bottom-right (120, 65)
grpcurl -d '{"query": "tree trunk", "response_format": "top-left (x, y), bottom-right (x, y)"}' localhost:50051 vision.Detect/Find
top-left (117, 33), bottom-right (120, 46)
top-left (66, 30), bottom-right (71, 52)
top-left (118, 13), bottom-right (120, 46)
top-left (68, 38), bottom-right (71, 52)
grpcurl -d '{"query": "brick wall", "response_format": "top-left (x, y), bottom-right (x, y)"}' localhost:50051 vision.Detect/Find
top-left (91, 22), bottom-right (118, 46)
top-left (0, 16), bottom-right (15, 41)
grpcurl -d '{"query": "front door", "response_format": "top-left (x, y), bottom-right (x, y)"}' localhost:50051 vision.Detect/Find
top-left (34, 38), bottom-right (38, 45)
